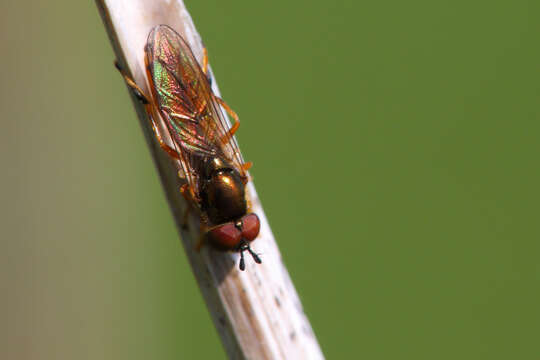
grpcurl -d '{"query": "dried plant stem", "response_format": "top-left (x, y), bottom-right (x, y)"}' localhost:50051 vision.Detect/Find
top-left (96, 1), bottom-right (324, 359)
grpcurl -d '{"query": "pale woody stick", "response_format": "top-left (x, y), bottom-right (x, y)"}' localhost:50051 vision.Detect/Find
top-left (96, 1), bottom-right (324, 359)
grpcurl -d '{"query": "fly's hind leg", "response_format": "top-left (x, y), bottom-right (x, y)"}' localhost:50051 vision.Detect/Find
top-left (114, 61), bottom-right (180, 161)
top-left (201, 46), bottom-right (212, 85)
top-left (115, 61), bottom-right (149, 104)
top-left (241, 162), bottom-right (253, 171)
top-left (215, 97), bottom-right (240, 145)
top-left (214, 96), bottom-right (254, 177)
top-left (198, 49), bottom-right (240, 144)
top-left (202, 47), bottom-right (209, 76)
top-left (147, 114), bottom-right (181, 160)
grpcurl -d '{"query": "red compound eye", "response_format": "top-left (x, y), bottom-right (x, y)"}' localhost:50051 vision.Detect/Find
top-left (206, 222), bottom-right (241, 251)
top-left (241, 213), bottom-right (260, 242)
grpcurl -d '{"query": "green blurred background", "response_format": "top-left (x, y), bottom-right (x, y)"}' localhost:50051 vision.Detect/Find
top-left (2, 0), bottom-right (539, 359)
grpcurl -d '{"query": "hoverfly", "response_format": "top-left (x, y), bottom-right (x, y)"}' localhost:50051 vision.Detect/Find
top-left (116, 25), bottom-right (261, 270)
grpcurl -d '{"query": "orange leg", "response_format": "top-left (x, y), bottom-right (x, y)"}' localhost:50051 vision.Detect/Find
top-left (239, 162), bottom-right (254, 184)
top-left (180, 183), bottom-right (208, 238)
top-left (180, 183), bottom-right (198, 205)
top-left (241, 162), bottom-right (253, 171)
top-left (202, 47), bottom-right (209, 76)
top-left (215, 96), bottom-right (240, 145)
top-left (179, 183), bottom-right (198, 229)
top-left (115, 60), bottom-right (180, 161)
top-left (195, 219), bottom-right (221, 252)
top-left (115, 61), bottom-right (149, 104)
top-left (214, 97), bottom-right (254, 176)
top-left (195, 235), bottom-right (205, 252)
top-left (195, 99), bottom-right (208, 117)
top-left (148, 113), bottom-right (181, 160)
top-left (201, 47), bottom-right (214, 86)
top-left (195, 219), bottom-right (213, 252)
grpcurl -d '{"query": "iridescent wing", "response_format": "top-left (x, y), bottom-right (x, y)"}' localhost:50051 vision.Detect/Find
top-left (145, 25), bottom-right (245, 193)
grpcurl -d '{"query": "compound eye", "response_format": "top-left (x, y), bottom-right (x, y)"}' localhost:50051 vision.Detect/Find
top-left (241, 213), bottom-right (260, 242)
top-left (206, 222), bottom-right (241, 250)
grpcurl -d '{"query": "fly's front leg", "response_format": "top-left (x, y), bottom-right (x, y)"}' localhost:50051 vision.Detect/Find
top-left (180, 183), bottom-right (209, 251)
top-left (180, 183), bottom-right (201, 231)
top-left (195, 214), bottom-right (214, 252)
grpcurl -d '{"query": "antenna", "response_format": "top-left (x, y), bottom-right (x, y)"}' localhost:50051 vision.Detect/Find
top-left (238, 243), bottom-right (262, 270)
